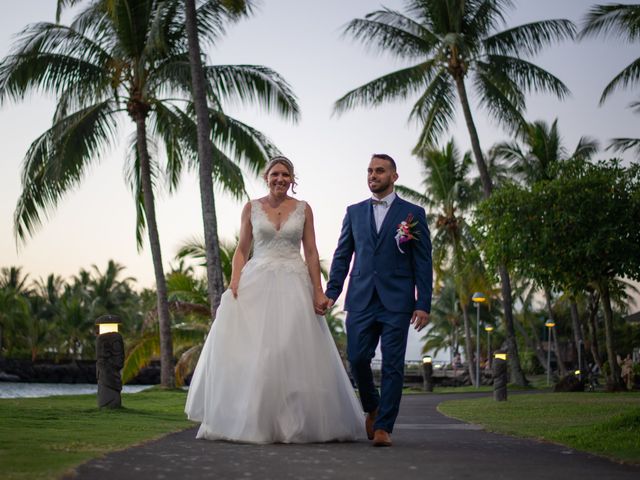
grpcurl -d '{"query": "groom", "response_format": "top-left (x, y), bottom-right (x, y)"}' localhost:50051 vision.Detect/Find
top-left (326, 153), bottom-right (432, 447)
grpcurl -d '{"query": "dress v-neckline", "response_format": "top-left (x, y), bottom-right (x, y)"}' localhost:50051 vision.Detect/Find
top-left (257, 200), bottom-right (301, 232)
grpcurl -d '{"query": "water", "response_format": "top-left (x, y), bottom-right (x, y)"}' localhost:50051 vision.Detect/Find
top-left (0, 382), bottom-right (152, 399)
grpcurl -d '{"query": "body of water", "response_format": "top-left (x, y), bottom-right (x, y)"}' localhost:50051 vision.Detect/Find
top-left (0, 382), bottom-right (152, 399)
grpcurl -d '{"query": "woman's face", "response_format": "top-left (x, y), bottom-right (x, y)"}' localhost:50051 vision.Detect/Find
top-left (266, 162), bottom-right (292, 195)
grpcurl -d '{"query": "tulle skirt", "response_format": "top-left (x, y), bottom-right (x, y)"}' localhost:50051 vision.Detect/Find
top-left (184, 261), bottom-right (365, 443)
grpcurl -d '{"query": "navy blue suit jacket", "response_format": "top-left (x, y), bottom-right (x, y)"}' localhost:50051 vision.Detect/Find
top-left (326, 196), bottom-right (432, 314)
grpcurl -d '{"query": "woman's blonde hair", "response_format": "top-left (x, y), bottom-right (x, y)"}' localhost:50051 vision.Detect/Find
top-left (263, 156), bottom-right (298, 193)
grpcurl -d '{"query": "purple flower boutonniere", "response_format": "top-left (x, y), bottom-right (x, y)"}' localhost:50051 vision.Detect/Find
top-left (394, 213), bottom-right (419, 253)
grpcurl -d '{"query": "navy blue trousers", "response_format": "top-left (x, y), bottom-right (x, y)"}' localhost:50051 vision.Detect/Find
top-left (345, 290), bottom-right (410, 433)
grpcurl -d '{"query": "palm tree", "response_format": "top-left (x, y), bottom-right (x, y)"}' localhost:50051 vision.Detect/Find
top-left (184, 0), bottom-right (250, 319)
top-left (1, 0), bottom-right (297, 386)
top-left (421, 275), bottom-right (462, 364)
top-left (336, 0), bottom-right (575, 385)
top-left (494, 119), bottom-right (598, 184)
top-left (0, 267), bottom-right (31, 358)
top-left (175, 235), bottom-right (239, 286)
top-left (396, 139), bottom-right (490, 385)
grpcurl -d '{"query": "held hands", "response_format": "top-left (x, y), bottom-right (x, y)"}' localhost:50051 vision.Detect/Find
top-left (313, 289), bottom-right (331, 315)
top-left (411, 310), bottom-right (430, 332)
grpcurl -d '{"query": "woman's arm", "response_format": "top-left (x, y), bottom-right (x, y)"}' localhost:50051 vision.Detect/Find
top-left (301, 202), bottom-right (329, 314)
top-left (229, 202), bottom-right (253, 298)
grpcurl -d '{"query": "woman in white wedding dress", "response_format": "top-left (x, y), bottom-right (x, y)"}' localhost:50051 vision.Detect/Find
top-left (185, 156), bottom-right (365, 443)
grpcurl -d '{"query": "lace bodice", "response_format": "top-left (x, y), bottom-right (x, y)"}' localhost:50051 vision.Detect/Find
top-left (247, 200), bottom-right (308, 275)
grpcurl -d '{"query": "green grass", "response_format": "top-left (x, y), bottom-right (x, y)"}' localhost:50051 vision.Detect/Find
top-left (0, 388), bottom-right (192, 480)
top-left (438, 392), bottom-right (640, 464)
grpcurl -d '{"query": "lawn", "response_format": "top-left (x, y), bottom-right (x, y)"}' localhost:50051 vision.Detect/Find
top-left (0, 388), bottom-right (192, 480)
top-left (438, 392), bottom-right (640, 464)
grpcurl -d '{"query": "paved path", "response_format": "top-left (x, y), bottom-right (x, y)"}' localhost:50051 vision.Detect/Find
top-left (73, 393), bottom-right (640, 480)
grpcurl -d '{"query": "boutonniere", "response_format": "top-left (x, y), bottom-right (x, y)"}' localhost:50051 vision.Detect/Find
top-left (394, 213), bottom-right (419, 253)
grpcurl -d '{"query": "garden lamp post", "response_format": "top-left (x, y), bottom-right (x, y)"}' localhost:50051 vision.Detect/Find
top-left (485, 325), bottom-right (494, 371)
top-left (472, 292), bottom-right (486, 388)
top-left (422, 355), bottom-right (433, 392)
top-left (95, 314), bottom-right (124, 408)
top-left (545, 319), bottom-right (555, 386)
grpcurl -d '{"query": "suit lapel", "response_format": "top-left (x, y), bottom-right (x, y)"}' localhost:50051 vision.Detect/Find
top-left (375, 197), bottom-right (403, 251)
top-left (367, 201), bottom-right (378, 243)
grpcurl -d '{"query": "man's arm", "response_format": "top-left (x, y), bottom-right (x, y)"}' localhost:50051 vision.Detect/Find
top-left (412, 206), bottom-right (433, 313)
top-left (325, 208), bottom-right (355, 304)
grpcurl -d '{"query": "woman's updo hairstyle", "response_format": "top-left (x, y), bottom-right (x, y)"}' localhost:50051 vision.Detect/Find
top-left (263, 156), bottom-right (298, 194)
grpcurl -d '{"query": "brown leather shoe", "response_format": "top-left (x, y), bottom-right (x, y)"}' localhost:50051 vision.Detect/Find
top-left (372, 429), bottom-right (392, 447)
top-left (365, 408), bottom-right (378, 440)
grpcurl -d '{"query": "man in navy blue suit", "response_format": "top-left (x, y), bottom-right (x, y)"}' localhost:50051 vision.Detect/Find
top-left (326, 154), bottom-right (432, 447)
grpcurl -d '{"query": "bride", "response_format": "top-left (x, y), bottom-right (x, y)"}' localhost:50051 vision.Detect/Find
top-left (185, 156), bottom-right (365, 443)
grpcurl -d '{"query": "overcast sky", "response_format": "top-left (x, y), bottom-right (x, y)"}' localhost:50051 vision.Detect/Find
top-left (1, 1), bottom-right (638, 360)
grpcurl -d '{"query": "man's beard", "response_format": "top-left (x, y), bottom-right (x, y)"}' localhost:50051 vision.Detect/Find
top-left (369, 179), bottom-right (391, 194)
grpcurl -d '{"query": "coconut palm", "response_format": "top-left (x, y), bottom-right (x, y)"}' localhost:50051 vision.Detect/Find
top-left (175, 235), bottom-right (239, 286)
top-left (1, 0), bottom-right (297, 386)
top-left (184, 0), bottom-right (250, 319)
top-left (0, 268), bottom-right (31, 358)
top-left (337, 0), bottom-right (575, 385)
top-left (494, 119), bottom-right (598, 184)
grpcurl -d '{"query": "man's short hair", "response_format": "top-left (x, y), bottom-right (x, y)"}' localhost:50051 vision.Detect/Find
top-left (371, 153), bottom-right (397, 171)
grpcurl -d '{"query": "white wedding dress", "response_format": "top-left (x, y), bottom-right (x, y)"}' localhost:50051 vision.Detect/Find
top-left (185, 200), bottom-right (365, 443)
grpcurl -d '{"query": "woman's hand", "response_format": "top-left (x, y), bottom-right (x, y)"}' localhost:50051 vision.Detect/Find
top-left (230, 278), bottom-right (240, 298)
top-left (313, 289), bottom-right (330, 315)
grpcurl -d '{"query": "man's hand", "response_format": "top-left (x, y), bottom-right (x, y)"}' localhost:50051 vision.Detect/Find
top-left (410, 310), bottom-right (430, 332)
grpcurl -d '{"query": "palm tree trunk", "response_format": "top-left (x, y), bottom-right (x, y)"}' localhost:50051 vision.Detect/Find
top-left (454, 75), bottom-right (527, 386)
top-left (598, 281), bottom-right (624, 390)
top-left (184, 0), bottom-right (225, 319)
top-left (461, 303), bottom-right (475, 385)
top-left (569, 298), bottom-right (584, 372)
top-left (587, 290), bottom-right (603, 370)
top-left (135, 115), bottom-right (175, 388)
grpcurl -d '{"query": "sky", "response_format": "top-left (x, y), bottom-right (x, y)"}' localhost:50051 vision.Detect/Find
top-left (1, 0), bottom-right (638, 361)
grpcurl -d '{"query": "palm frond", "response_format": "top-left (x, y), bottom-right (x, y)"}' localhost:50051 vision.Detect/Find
top-left (607, 137), bottom-right (640, 157)
top-left (209, 111), bottom-right (280, 176)
top-left (484, 19), bottom-right (576, 57)
top-left (175, 344), bottom-right (202, 386)
top-left (572, 136), bottom-right (599, 161)
top-left (335, 61), bottom-right (435, 116)
top-left (580, 4), bottom-right (640, 41)
top-left (600, 57), bottom-right (640, 104)
top-left (14, 101), bottom-right (118, 243)
top-left (122, 330), bottom-right (160, 384)
top-left (395, 185), bottom-right (430, 206)
top-left (411, 69), bottom-right (456, 150)
top-left (0, 23), bottom-right (111, 105)
top-left (342, 10), bottom-right (436, 59)
top-left (204, 64), bottom-right (300, 121)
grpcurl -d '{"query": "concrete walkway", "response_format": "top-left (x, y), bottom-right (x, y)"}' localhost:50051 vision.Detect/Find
top-left (73, 393), bottom-right (640, 480)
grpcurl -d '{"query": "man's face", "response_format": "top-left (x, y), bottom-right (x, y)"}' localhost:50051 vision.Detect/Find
top-left (368, 157), bottom-right (398, 196)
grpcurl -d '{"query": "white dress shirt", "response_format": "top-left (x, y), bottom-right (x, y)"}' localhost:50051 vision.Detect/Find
top-left (372, 191), bottom-right (396, 233)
